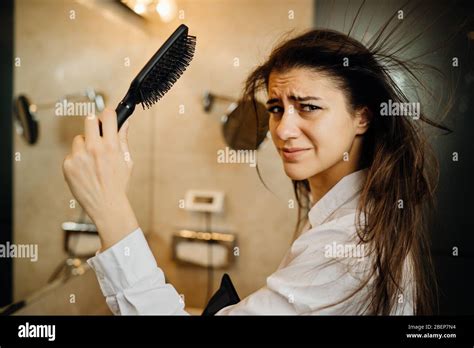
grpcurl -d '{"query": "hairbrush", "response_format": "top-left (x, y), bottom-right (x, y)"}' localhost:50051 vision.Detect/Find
top-left (100, 24), bottom-right (196, 134)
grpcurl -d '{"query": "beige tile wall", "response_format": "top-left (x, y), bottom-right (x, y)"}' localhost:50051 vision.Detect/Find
top-left (13, 0), bottom-right (313, 312)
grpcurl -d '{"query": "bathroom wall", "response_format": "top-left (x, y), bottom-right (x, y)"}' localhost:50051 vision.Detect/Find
top-left (13, 0), bottom-right (314, 311)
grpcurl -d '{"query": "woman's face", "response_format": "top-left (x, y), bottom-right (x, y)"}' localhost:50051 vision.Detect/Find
top-left (267, 67), bottom-right (367, 181)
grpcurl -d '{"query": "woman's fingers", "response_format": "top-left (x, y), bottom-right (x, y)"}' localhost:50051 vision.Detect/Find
top-left (85, 113), bottom-right (100, 147)
top-left (72, 134), bottom-right (85, 153)
top-left (100, 108), bottom-right (118, 144)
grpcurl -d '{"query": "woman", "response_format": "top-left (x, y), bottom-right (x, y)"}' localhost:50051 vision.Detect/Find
top-left (62, 27), bottom-right (447, 315)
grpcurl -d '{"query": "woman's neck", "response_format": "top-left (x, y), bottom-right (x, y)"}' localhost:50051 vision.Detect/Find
top-left (309, 138), bottom-right (363, 204)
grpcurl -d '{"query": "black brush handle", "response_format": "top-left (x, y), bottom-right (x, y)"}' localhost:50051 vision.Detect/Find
top-left (115, 90), bottom-right (136, 131)
top-left (0, 300), bottom-right (26, 316)
top-left (99, 90), bottom-right (136, 136)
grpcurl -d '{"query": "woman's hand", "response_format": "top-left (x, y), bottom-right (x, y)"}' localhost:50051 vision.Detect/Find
top-left (62, 108), bottom-right (139, 251)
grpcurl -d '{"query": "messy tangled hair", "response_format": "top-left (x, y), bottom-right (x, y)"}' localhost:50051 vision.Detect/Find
top-left (242, 5), bottom-right (455, 314)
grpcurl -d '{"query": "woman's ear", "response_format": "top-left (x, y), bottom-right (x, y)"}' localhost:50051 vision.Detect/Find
top-left (354, 106), bottom-right (371, 135)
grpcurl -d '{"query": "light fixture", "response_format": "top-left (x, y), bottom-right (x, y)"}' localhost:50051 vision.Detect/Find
top-left (156, 0), bottom-right (177, 22)
top-left (121, 0), bottom-right (177, 22)
top-left (133, 2), bottom-right (146, 15)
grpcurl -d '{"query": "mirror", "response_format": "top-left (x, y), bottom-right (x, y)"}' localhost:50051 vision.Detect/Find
top-left (13, 89), bottom-right (106, 146)
top-left (202, 92), bottom-right (270, 150)
top-left (13, 95), bottom-right (39, 145)
top-left (222, 100), bottom-right (269, 151)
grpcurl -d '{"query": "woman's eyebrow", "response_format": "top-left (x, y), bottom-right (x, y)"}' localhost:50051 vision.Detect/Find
top-left (266, 95), bottom-right (321, 104)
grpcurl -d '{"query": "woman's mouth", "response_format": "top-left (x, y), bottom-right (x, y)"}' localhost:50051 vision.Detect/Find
top-left (280, 147), bottom-right (312, 161)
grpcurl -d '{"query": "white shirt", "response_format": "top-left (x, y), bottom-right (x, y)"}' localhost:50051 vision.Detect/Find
top-left (87, 169), bottom-right (414, 315)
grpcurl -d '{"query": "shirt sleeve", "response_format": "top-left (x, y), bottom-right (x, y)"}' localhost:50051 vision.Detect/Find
top-left (86, 226), bottom-right (297, 315)
top-left (86, 228), bottom-right (189, 315)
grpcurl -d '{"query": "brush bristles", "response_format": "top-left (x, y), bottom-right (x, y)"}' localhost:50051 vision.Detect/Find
top-left (139, 34), bottom-right (197, 109)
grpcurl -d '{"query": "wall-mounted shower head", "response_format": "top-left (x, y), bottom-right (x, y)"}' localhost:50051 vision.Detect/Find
top-left (202, 91), bottom-right (235, 113)
top-left (202, 91), bottom-right (215, 113)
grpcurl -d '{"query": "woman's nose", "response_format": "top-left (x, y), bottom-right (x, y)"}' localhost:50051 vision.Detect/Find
top-left (276, 106), bottom-right (301, 140)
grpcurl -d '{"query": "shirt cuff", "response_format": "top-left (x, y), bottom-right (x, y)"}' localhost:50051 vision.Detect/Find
top-left (87, 228), bottom-right (163, 297)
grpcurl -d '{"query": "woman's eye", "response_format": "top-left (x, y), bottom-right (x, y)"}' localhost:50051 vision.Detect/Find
top-left (267, 106), bottom-right (283, 114)
top-left (300, 104), bottom-right (321, 112)
top-left (266, 104), bottom-right (321, 115)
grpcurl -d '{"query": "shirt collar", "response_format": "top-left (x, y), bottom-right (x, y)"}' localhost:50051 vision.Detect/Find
top-left (308, 168), bottom-right (368, 228)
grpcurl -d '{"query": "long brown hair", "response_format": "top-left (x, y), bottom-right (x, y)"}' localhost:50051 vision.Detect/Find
top-left (242, 9), bottom-right (455, 315)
